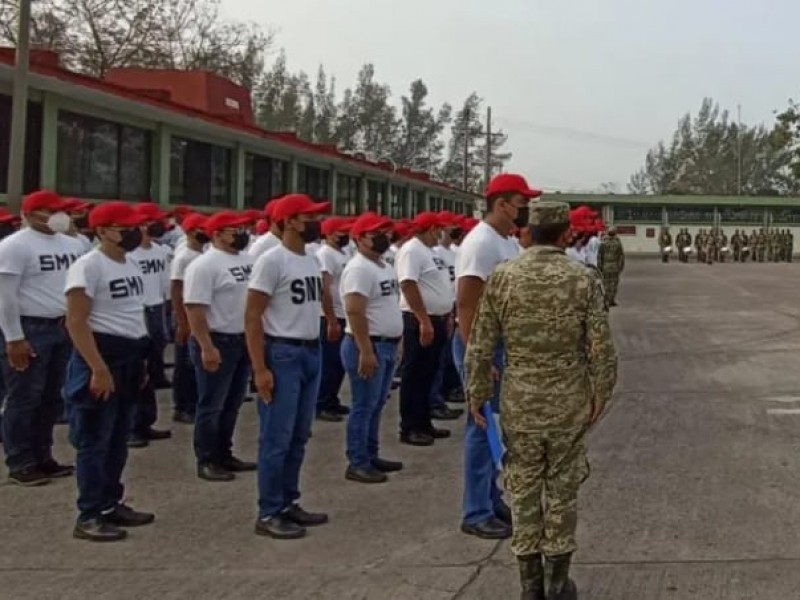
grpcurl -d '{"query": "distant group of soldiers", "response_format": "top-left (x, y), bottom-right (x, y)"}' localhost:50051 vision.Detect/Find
top-left (659, 228), bottom-right (794, 264)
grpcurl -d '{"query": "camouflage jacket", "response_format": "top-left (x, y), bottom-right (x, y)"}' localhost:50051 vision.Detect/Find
top-left (464, 246), bottom-right (618, 432)
top-left (598, 237), bottom-right (625, 273)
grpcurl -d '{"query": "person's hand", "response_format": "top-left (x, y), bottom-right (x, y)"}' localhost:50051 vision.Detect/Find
top-left (470, 404), bottom-right (488, 430)
top-left (589, 398), bottom-right (607, 427)
top-left (201, 345), bottom-right (221, 372)
top-left (326, 319), bottom-right (342, 342)
top-left (254, 368), bottom-right (275, 403)
top-left (90, 367), bottom-right (115, 401)
top-left (7, 340), bottom-right (36, 372)
top-left (419, 319), bottom-right (434, 347)
top-left (358, 349), bottom-right (378, 379)
top-left (175, 323), bottom-right (190, 346)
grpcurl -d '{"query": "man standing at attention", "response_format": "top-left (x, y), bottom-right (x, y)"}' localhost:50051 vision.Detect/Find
top-left (598, 227), bottom-right (625, 307)
top-left (454, 173), bottom-right (540, 540)
top-left (465, 201), bottom-right (617, 600)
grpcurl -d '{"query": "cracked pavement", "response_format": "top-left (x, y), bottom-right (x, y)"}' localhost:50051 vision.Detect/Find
top-left (4, 260), bottom-right (800, 599)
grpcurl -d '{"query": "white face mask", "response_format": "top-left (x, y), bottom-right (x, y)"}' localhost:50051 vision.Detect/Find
top-left (46, 211), bottom-right (72, 234)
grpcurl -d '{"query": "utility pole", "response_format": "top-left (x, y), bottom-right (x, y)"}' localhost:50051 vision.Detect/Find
top-left (484, 106), bottom-right (492, 189)
top-left (737, 103), bottom-right (742, 196)
top-left (6, 0), bottom-right (32, 214)
top-left (462, 107), bottom-right (470, 191)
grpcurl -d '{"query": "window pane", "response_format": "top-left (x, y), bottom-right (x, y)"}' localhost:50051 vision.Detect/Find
top-left (336, 174), bottom-right (360, 216)
top-left (718, 206), bottom-right (764, 224)
top-left (119, 126), bottom-right (150, 200)
top-left (771, 208), bottom-right (800, 224)
top-left (170, 137), bottom-right (231, 207)
top-left (298, 164), bottom-right (329, 199)
top-left (665, 205), bottom-right (713, 224)
top-left (209, 145), bottom-right (231, 206)
top-left (614, 204), bottom-right (663, 223)
top-left (367, 180), bottom-right (383, 213)
top-left (0, 95), bottom-right (42, 194)
top-left (245, 153), bottom-right (273, 208)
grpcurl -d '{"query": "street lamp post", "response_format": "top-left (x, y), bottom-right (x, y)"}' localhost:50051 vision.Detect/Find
top-left (6, 0), bottom-right (33, 214)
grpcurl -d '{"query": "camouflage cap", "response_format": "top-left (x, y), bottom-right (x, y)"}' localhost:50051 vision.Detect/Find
top-left (528, 201), bottom-right (570, 226)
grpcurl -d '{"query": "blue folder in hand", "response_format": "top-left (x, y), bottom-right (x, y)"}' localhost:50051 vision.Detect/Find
top-left (483, 404), bottom-right (504, 470)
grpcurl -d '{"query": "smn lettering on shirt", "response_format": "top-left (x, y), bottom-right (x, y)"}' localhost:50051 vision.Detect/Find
top-left (110, 276), bottom-right (144, 299)
top-left (290, 276), bottom-right (323, 305)
top-left (39, 253), bottom-right (79, 272)
top-left (229, 265), bottom-right (252, 283)
top-left (379, 279), bottom-right (400, 297)
top-left (138, 258), bottom-right (166, 275)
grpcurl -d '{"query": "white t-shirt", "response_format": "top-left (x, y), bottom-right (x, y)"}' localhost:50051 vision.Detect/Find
top-left (65, 249), bottom-right (147, 339)
top-left (382, 247), bottom-right (397, 267)
top-left (170, 246), bottom-right (202, 282)
top-left (585, 236), bottom-right (600, 267)
top-left (433, 245), bottom-right (457, 294)
top-left (75, 233), bottom-right (95, 254)
top-left (340, 253), bottom-right (403, 338)
top-left (305, 241), bottom-right (321, 256)
top-left (396, 237), bottom-right (454, 316)
top-left (0, 228), bottom-right (84, 319)
top-left (456, 221), bottom-right (519, 282)
top-left (183, 247), bottom-right (253, 334)
top-left (249, 245), bottom-right (322, 340)
top-left (248, 231), bottom-right (281, 258)
top-left (317, 243), bottom-right (349, 320)
top-left (129, 243), bottom-right (170, 307)
top-left (566, 246), bottom-right (586, 264)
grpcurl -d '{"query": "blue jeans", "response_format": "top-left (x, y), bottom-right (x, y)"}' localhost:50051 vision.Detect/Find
top-left (1, 318), bottom-right (70, 472)
top-left (132, 304), bottom-right (164, 435)
top-left (64, 333), bottom-right (147, 521)
top-left (190, 333), bottom-right (250, 465)
top-left (342, 336), bottom-right (398, 469)
top-left (257, 341), bottom-right (321, 518)
top-left (316, 318), bottom-right (346, 413)
top-left (453, 332), bottom-right (505, 526)
top-left (430, 331), bottom-right (462, 409)
top-left (172, 339), bottom-right (198, 415)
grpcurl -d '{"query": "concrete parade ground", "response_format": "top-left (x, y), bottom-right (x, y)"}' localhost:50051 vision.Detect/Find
top-left (4, 259), bottom-right (800, 600)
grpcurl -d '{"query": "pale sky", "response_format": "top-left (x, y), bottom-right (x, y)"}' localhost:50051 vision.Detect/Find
top-left (221, 0), bottom-right (799, 193)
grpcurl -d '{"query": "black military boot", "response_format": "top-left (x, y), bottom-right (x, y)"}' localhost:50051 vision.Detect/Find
top-left (518, 554), bottom-right (545, 600)
top-left (546, 554), bottom-right (577, 600)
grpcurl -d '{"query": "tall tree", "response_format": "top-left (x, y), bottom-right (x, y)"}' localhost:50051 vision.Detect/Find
top-left (629, 98), bottom-right (797, 195)
top-left (440, 93), bottom-right (485, 192)
top-left (773, 99), bottom-right (800, 182)
top-left (391, 79), bottom-right (451, 174)
top-left (0, 0), bottom-right (272, 87)
top-left (313, 66), bottom-right (337, 144)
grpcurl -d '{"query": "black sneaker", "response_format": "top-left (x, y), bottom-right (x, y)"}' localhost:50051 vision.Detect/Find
top-left (283, 504), bottom-right (329, 527)
top-left (103, 503), bottom-right (155, 527)
top-left (345, 466), bottom-right (388, 484)
top-left (8, 468), bottom-right (51, 487)
top-left (331, 404), bottom-right (351, 416)
top-left (197, 463), bottom-right (235, 482)
top-left (316, 409), bottom-right (343, 423)
top-left (495, 501), bottom-right (512, 526)
top-left (400, 432), bottom-right (434, 447)
top-left (127, 435), bottom-right (149, 449)
top-left (460, 517), bottom-right (511, 540)
top-left (426, 427), bottom-right (451, 439)
top-left (39, 459), bottom-right (75, 478)
top-left (254, 515), bottom-right (306, 539)
top-left (220, 456), bottom-right (257, 472)
top-left (371, 457), bottom-right (404, 473)
top-left (73, 518), bottom-right (127, 542)
top-left (431, 406), bottom-right (464, 421)
top-left (172, 411), bottom-right (195, 424)
top-left (143, 428), bottom-right (172, 440)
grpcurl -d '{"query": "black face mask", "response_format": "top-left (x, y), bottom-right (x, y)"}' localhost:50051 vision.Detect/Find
top-left (147, 222), bottom-right (166, 238)
top-left (449, 228), bottom-right (463, 241)
top-left (231, 232), bottom-right (250, 251)
top-left (118, 228), bottom-right (143, 252)
top-left (336, 235), bottom-right (350, 249)
top-left (301, 221), bottom-right (322, 244)
top-left (0, 224), bottom-right (15, 240)
top-left (73, 216), bottom-right (89, 229)
top-left (513, 207), bottom-right (530, 229)
top-left (371, 233), bottom-right (391, 255)
top-left (195, 231), bottom-right (210, 245)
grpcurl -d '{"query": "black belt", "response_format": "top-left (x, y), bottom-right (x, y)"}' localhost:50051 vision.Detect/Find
top-left (347, 334), bottom-right (400, 344)
top-left (267, 336), bottom-right (319, 348)
top-left (144, 304), bottom-right (164, 313)
top-left (21, 315), bottom-right (64, 326)
top-left (402, 312), bottom-right (450, 321)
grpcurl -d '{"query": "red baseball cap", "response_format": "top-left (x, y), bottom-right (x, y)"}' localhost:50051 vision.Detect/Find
top-left (264, 199), bottom-right (280, 220)
top-left (351, 212), bottom-right (393, 238)
top-left (485, 173), bottom-right (542, 199)
top-left (242, 209), bottom-right (263, 224)
top-left (181, 213), bottom-right (207, 233)
top-left (393, 220), bottom-right (413, 238)
top-left (462, 217), bottom-right (480, 234)
top-left (173, 205), bottom-right (193, 216)
top-left (412, 211), bottom-right (449, 232)
top-left (204, 210), bottom-right (252, 235)
top-left (89, 202), bottom-right (150, 228)
top-left (21, 190), bottom-right (69, 215)
top-left (135, 202), bottom-right (171, 222)
top-left (271, 194), bottom-right (330, 223)
top-left (255, 219), bottom-right (269, 235)
top-left (321, 216), bottom-right (352, 237)
top-left (437, 211), bottom-right (461, 227)
top-left (0, 208), bottom-right (20, 224)
top-left (62, 198), bottom-right (92, 213)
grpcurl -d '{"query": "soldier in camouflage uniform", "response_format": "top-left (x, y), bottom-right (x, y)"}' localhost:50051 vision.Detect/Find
top-left (756, 229), bottom-right (766, 263)
top-left (788, 230), bottom-right (794, 262)
top-left (598, 227), bottom-right (625, 307)
top-left (750, 230), bottom-right (758, 262)
top-left (465, 202), bottom-right (617, 600)
top-left (658, 228), bottom-right (672, 264)
top-left (731, 230), bottom-right (742, 262)
top-left (695, 229), bottom-right (705, 263)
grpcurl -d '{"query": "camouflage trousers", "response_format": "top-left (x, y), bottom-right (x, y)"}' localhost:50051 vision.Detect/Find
top-left (601, 272), bottom-right (620, 303)
top-left (503, 427), bottom-right (589, 557)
